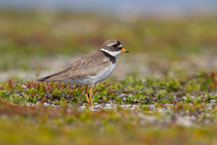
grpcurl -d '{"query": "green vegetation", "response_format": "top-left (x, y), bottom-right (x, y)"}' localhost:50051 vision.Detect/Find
top-left (1, 72), bottom-right (217, 106)
top-left (0, 72), bottom-right (217, 145)
top-left (0, 10), bottom-right (217, 145)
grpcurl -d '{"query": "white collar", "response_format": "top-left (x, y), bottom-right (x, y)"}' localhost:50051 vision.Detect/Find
top-left (100, 48), bottom-right (122, 57)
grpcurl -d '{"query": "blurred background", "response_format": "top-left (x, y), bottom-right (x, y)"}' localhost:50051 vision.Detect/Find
top-left (0, 0), bottom-right (217, 81)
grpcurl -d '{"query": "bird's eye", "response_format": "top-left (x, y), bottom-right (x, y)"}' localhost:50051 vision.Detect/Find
top-left (113, 44), bottom-right (122, 50)
top-left (113, 41), bottom-right (122, 49)
top-left (113, 43), bottom-right (119, 47)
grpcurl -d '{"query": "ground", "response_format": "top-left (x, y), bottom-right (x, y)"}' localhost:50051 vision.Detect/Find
top-left (0, 11), bottom-right (217, 145)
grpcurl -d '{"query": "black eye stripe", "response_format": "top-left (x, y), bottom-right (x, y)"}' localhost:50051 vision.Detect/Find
top-left (113, 41), bottom-right (121, 48)
top-left (113, 44), bottom-right (119, 47)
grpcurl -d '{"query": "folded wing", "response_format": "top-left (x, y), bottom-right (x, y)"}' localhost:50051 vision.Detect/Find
top-left (37, 51), bottom-right (111, 82)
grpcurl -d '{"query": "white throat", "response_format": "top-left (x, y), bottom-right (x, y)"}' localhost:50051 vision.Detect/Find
top-left (100, 48), bottom-right (122, 57)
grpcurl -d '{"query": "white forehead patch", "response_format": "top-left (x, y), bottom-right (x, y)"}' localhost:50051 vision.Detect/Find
top-left (117, 44), bottom-right (122, 48)
top-left (100, 48), bottom-right (122, 57)
top-left (106, 43), bottom-right (122, 48)
top-left (106, 43), bottom-right (116, 47)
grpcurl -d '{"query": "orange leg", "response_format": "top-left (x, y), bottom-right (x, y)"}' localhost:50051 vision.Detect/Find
top-left (89, 87), bottom-right (94, 106)
top-left (85, 85), bottom-right (90, 104)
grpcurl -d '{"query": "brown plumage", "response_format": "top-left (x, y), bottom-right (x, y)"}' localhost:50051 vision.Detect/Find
top-left (38, 50), bottom-right (116, 83)
top-left (37, 39), bottom-right (129, 106)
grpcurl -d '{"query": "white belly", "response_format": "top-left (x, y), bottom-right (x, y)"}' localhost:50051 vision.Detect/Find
top-left (89, 63), bottom-right (116, 84)
top-left (62, 63), bottom-right (116, 85)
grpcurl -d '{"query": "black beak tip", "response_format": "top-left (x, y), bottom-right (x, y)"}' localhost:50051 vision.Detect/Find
top-left (125, 50), bottom-right (129, 53)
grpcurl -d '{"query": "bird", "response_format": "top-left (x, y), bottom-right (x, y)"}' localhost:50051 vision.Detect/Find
top-left (37, 39), bottom-right (129, 106)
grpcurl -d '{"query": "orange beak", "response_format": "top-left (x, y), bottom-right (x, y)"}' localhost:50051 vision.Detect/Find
top-left (121, 48), bottom-right (129, 53)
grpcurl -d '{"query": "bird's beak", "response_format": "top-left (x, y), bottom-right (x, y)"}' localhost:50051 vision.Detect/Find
top-left (121, 48), bottom-right (129, 53)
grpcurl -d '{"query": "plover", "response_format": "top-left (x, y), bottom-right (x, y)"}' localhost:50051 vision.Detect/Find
top-left (38, 39), bottom-right (129, 106)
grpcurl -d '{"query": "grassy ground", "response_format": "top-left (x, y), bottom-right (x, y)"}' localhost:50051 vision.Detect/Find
top-left (0, 10), bottom-right (217, 145)
top-left (0, 72), bottom-right (217, 145)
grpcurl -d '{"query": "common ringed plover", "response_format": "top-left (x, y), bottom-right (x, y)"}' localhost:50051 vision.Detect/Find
top-left (38, 39), bottom-right (129, 106)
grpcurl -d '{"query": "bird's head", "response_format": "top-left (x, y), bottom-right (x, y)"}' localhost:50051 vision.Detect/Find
top-left (100, 39), bottom-right (129, 57)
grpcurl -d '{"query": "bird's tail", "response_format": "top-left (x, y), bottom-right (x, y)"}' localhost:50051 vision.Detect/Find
top-left (37, 73), bottom-right (58, 82)
top-left (37, 68), bottom-right (68, 82)
top-left (37, 76), bottom-right (51, 82)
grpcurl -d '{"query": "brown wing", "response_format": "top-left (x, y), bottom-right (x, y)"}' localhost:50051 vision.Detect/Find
top-left (37, 50), bottom-right (114, 82)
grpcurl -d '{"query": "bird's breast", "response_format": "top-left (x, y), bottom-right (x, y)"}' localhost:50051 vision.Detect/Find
top-left (88, 62), bottom-right (116, 84)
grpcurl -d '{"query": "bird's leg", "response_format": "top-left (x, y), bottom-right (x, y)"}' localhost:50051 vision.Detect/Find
top-left (85, 85), bottom-right (90, 104)
top-left (89, 86), bottom-right (94, 106)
